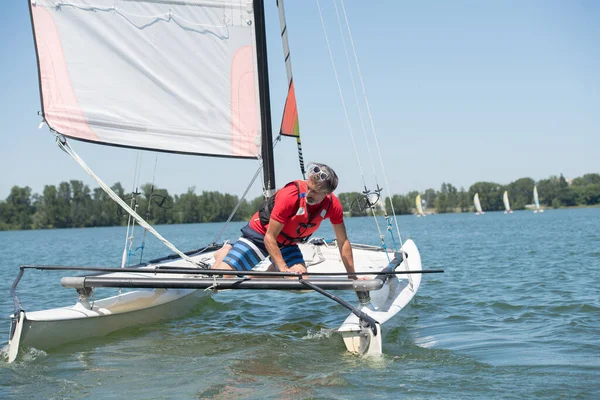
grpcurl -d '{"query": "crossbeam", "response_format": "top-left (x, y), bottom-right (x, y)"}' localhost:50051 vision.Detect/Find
top-left (60, 276), bottom-right (385, 291)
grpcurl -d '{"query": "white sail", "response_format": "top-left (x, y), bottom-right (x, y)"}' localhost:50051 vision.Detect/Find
top-left (533, 185), bottom-right (543, 212)
top-left (30, 0), bottom-right (262, 157)
top-left (503, 190), bottom-right (511, 213)
top-left (415, 194), bottom-right (424, 216)
top-left (474, 192), bottom-right (484, 214)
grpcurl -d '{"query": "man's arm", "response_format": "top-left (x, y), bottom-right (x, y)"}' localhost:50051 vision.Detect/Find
top-left (332, 222), bottom-right (358, 279)
top-left (264, 219), bottom-right (292, 272)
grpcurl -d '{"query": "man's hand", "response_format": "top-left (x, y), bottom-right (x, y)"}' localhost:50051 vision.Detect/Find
top-left (288, 264), bottom-right (307, 274)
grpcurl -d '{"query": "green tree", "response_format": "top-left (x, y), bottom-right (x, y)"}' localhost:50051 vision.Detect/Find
top-left (422, 189), bottom-right (436, 212)
top-left (174, 187), bottom-right (200, 224)
top-left (70, 180), bottom-right (93, 227)
top-left (571, 173), bottom-right (600, 187)
top-left (385, 194), bottom-right (412, 215)
top-left (5, 186), bottom-right (34, 229)
top-left (457, 188), bottom-right (470, 212)
top-left (435, 183), bottom-right (458, 213)
top-left (577, 184), bottom-right (600, 205)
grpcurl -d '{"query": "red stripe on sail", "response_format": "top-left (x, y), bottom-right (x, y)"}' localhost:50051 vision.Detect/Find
top-left (231, 46), bottom-right (259, 157)
top-left (32, 6), bottom-right (98, 141)
top-left (280, 81), bottom-right (299, 137)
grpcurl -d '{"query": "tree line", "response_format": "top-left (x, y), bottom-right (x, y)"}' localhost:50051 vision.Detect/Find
top-left (1, 173), bottom-right (599, 230)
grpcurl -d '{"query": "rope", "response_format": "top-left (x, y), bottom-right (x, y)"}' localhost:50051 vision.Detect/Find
top-left (315, 0), bottom-right (367, 188)
top-left (56, 136), bottom-right (205, 269)
top-left (332, 0), bottom-right (379, 187)
top-left (211, 163), bottom-right (262, 245)
top-left (120, 151), bottom-right (142, 268)
top-left (138, 154), bottom-right (160, 263)
top-left (210, 135), bottom-right (283, 245)
top-left (332, 0), bottom-right (385, 242)
top-left (316, 0), bottom-right (411, 285)
top-left (338, 0), bottom-right (411, 285)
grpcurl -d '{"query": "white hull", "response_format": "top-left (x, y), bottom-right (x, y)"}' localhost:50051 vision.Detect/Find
top-left (338, 239), bottom-right (421, 354)
top-left (9, 250), bottom-right (217, 361)
top-left (18, 289), bottom-right (208, 351)
top-left (9, 240), bottom-right (421, 361)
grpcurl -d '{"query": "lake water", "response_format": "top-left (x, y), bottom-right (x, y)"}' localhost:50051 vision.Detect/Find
top-left (0, 208), bottom-right (598, 399)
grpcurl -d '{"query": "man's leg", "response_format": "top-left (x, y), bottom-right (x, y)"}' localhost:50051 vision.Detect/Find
top-left (212, 237), bottom-right (266, 278)
top-left (211, 243), bottom-right (233, 270)
top-left (272, 244), bottom-right (307, 277)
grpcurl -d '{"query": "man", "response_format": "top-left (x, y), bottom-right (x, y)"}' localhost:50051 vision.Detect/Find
top-left (211, 163), bottom-right (358, 279)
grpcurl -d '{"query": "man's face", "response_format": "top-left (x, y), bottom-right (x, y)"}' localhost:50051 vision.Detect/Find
top-left (306, 180), bottom-right (328, 205)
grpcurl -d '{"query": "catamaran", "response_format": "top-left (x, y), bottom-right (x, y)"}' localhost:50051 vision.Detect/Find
top-left (7, 0), bottom-right (439, 363)
top-left (474, 192), bottom-right (484, 215)
top-left (503, 190), bottom-right (513, 214)
top-left (415, 194), bottom-right (425, 217)
top-left (533, 185), bottom-right (544, 213)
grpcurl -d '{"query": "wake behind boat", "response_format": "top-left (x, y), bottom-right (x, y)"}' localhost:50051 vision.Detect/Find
top-left (7, 0), bottom-right (440, 363)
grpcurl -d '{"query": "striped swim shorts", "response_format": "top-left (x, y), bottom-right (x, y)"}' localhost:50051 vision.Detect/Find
top-left (222, 224), bottom-right (305, 271)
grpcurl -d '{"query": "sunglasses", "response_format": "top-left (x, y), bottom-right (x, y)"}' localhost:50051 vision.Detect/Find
top-left (308, 164), bottom-right (328, 181)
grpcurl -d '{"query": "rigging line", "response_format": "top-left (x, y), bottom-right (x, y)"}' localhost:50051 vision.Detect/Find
top-left (339, 0), bottom-right (410, 286)
top-left (138, 154), bottom-right (160, 264)
top-left (211, 135), bottom-right (283, 245)
top-left (135, 151), bottom-right (143, 191)
top-left (332, 0), bottom-right (378, 186)
top-left (127, 151), bottom-right (144, 267)
top-left (211, 163), bottom-right (262, 245)
top-left (121, 151), bottom-right (142, 269)
top-left (315, 0), bottom-right (367, 188)
top-left (125, 152), bottom-right (142, 235)
top-left (339, 1), bottom-right (405, 246)
top-left (56, 137), bottom-right (205, 269)
top-left (332, 0), bottom-right (384, 241)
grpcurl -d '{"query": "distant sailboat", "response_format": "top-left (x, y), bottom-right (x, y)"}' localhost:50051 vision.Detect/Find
top-left (533, 185), bottom-right (544, 213)
top-left (474, 193), bottom-right (484, 215)
top-left (503, 190), bottom-right (513, 214)
top-left (415, 194), bottom-right (425, 217)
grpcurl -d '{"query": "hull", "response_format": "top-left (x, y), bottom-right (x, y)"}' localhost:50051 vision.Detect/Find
top-left (18, 288), bottom-right (209, 351)
top-left (9, 250), bottom-right (218, 360)
top-left (338, 239), bottom-right (421, 354)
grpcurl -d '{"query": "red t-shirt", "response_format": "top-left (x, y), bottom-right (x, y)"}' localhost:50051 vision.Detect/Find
top-left (249, 183), bottom-right (344, 235)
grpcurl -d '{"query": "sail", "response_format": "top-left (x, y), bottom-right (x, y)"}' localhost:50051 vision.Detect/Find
top-left (276, 0), bottom-right (305, 177)
top-left (533, 186), bottom-right (540, 210)
top-left (474, 193), bottom-right (483, 214)
top-left (415, 194), bottom-right (424, 215)
top-left (30, 0), bottom-right (262, 158)
top-left (503, 191), bottom-right (511, 211)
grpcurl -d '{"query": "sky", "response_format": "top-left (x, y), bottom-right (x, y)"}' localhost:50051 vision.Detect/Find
top-left (0, 0), bottom-right (598, 201)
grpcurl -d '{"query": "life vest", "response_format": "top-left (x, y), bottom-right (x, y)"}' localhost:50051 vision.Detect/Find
top-left (257, 180), bottom-right (332, 245)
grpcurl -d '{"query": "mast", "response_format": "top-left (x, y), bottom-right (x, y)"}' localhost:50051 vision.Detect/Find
top-left (254, 0), bottom-right (276, 197)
